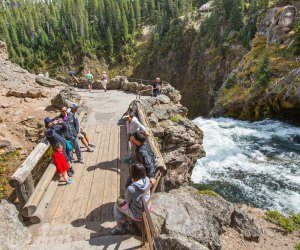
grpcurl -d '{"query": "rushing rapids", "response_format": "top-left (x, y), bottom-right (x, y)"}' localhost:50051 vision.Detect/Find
top-left (192, 117), bottom-right (300, 214)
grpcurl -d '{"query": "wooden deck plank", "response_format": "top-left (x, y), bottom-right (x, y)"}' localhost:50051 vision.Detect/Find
top-left (51, 125), bottom-right (97, 224)
top-left (68, 125), bottom-right (105, 224)
top-left (100, 126), bottom-right (120, 224)
top-left (119, 125), bottom-right (129, 196)
top-left (65, 125), bottom-right (104, 223)
top-left (45, 125), bottom-right (95, 222)
top-left (84, 125), bottom-right (109, 223)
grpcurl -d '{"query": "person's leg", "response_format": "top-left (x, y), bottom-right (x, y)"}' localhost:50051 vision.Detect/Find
top-left (72, 137), bottom-right (83, 162)
top-left (62, 171), bottom-right (69, 182)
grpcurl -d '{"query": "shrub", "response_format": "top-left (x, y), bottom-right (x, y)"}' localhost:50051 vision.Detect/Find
top-left (296, 243), bottom-right (300, 250)
top-left (255, 52), bottom-right (270, 87)
top-left (265, 210), bottom-right (300, 233)
top-left (198, 190), bottom-right (221, 197)
top-left (225, 73), bottom-right (237, 89)
top-left (169, 115), bottom-right (180, 123)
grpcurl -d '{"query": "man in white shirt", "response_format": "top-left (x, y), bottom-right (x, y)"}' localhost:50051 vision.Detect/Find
top-left (123, 113), bottom-right (149, 159)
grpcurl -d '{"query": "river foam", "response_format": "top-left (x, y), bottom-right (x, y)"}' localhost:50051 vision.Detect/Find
top-left (192, 117), bottom-right (300, 214)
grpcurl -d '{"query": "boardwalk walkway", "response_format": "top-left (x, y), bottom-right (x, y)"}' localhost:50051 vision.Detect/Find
top-left (27, 90), bottom-right (145, 250)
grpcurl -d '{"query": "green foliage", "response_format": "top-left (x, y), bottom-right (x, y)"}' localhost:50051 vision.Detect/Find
top-left (255, 52), bottom-right (270, 87)
top-left (225, 73), bottom-right (237, 89)
top-left (0, 150), bottom-right (21, 199)
top-left (265, 210), bottom-right (300, 233)
top-left (230, 0), bottom-right (244, 31)
top-left (169, 115), bottom-right (181, 123)
top-left (198, 190), bottom-right (221, 197)
top-left (293, 15), bottom-right (300, 55)
top-left (295, 243), bottom-right (300, 250)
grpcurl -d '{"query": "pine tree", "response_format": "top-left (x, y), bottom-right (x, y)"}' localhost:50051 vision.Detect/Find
top-left (106, 27), bottom-right (114, 57)
top-left (230, 0), bottom-right (244, 31)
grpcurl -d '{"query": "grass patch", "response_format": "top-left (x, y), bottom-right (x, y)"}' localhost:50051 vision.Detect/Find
top-left (198, 190), bottom-right (221, 197)
top-left (295, 243), bottom-right (300, 250)
top-left (0, 150), bottom-right (23, 200)
top-left (265, 210), bottom-right (300, 233)
top-left (169, 115), bottom-right (180, 123)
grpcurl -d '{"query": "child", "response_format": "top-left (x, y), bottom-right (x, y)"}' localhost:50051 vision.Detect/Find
top-left (111, 163), bottom-right (151, 235)
top-left (53, 143), bottom-right (73, 185)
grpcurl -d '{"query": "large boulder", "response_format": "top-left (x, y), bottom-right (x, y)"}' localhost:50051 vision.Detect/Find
top-left (278, 5), bottom-right (297, 32)
top-left (0, 199), bottom-right (31, 249)
top-left (36, 76), bottom-right (57, 88)
top-left (51, 87), bottom-right (81, 108)
top-left (109, 76), bottom-right (127, 90)
top-left (152, 187), bottom-right (261, 250)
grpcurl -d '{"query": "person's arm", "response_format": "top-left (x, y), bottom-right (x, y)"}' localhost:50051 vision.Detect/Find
top-left (140, 150), bottom-right (156, 179)
top-left (125, 186), bottom-right (134, 204)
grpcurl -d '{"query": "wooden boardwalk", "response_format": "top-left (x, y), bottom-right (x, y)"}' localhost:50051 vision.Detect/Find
top-left (26, 91), bottom-right (146, 249)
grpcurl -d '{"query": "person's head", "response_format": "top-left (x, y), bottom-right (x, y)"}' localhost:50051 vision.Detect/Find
top-left (60, 106), bottom-right (68, 116)
top-left (131, 163), bottom-right (146, 182)
top-left (87, 70), bottom-right (90, 74)
top-left (70, 103), bottom-right (79, 113)
top-left (155, 77), bottom-right (160, 83)
top-left (130, 131), bottom-right (146, 146)
top-left (44, 117), bottom-right (53, 128)
top-left (54, 143), bottom-right (63, 152)
top-left (103, 71), bottom-right (106, 74)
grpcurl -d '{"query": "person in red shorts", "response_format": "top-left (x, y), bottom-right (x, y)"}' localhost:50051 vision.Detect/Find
top-left (53, 143), bottom-right (73, 185)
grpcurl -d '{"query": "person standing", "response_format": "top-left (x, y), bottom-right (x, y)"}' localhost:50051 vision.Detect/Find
top-left (53, 143), bottom-right (73, 185)
top-left (152, 77), bottom-right (160, 97)
top-left (69, 69), bottom-right (79, 86)
top-left (101, 71), bottom-right (109, 92)
top-left (86, 70), bottom-right (94, 92)
top-left (58, 106), bottom-right (84, 164)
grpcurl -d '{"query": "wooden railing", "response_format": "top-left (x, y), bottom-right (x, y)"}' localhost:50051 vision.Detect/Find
top-left (133, 101), bottom-right (167, 249)
top-left (9, 111), bottom-right (85, 221)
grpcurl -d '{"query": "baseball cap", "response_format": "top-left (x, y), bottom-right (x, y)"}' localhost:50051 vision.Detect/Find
top-left (70, 103), bottom-right (79, 109)
top-left (44, 117), bottom-right (53, 125)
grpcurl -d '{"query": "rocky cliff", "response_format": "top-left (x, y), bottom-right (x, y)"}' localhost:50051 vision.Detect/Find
top-left (132, 18), bottom-right (247, 118)
top-left (211, 4), bottom-right (300, 121)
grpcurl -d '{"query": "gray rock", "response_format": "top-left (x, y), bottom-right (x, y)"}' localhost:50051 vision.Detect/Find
top-left (231, 209), bottom-right (261, 242)
top-left (35, 76), bottom-right (57, 88)
top-left (0, 199), bottom-right (31, 249)
top-left (157, 94), bottom-right (171, 104)
top-left (0, 40), bottom-right (8, 60)
top-left (161, 84), bottom-right (182, 103)
top-left (51, 88), bottom-right (81, 108)
top-left (278, 5), bottom-right (297, 32)
top-left (109, 76), bottom-right (126, 90)
top-left (152, 187), bottom-right (222, 250)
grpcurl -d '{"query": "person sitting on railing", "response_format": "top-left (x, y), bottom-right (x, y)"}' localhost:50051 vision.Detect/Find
top-left (152, 77), bottom-right (160, 97)
top-left (128, 131), bottom-right (157, 187)
top-left (44, 117), bottom-right (74, 177)
top-left (111, 163), bottom-right (151, 235)
top-left (123, 112), bottom-right (149, 159)
top-left (69, 103), bottom-right (95, 152)
top-left (53, 143), bottom-right (73, 185)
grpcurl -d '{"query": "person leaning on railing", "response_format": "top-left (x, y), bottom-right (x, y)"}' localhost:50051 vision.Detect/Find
top-left (127, 131), bottom-right (157, 187)
top-left (111, 163), bottom-right (152, 235)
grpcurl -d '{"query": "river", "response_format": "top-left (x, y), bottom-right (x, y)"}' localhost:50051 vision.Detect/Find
top-left (192, 117), bottom-right (300, 214)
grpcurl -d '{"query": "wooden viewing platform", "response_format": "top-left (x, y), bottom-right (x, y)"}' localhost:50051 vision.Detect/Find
top-left (19, 90), bottom-right (161, 249)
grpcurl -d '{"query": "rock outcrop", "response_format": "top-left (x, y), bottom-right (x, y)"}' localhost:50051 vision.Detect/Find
top-left (0, 199), bottom-right (31, 249)
top-left (152, 187), bottom-right (261, 250)
top-left (51, 87), bottom-right (82, 108)
top-left (211, 4), bottom-right (300, 121)
top-left (129, 87), bottom-right (205, 190)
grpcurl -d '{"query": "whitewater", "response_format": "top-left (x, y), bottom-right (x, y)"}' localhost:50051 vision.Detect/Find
top-left (192, 117), bottom-right (300, 214)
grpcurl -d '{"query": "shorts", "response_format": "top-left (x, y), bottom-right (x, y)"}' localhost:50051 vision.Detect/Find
top-left (78, 128), bottom-right (87, 139)
top-left (87, 80), bottom-right (93, 85)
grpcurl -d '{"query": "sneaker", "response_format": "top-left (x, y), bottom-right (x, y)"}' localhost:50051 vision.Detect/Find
top-left (78, 160), bottom-right (84, 164)
top-left (87, 147), bottom-right (94, 152)
top-left (66, 178), bottom-right (73, 185)
top-left (88, 143), bottom-right (96, 148)
top-left (110, 227), bottom-right (126, 235)
top-left (67, 169), bottom-right (74, 177)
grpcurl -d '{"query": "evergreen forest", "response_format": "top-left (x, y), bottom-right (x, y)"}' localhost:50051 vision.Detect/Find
top-left (0, 0), bottom-right (298, 74)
